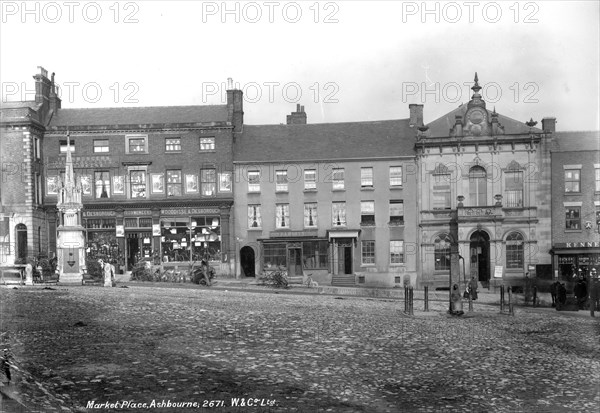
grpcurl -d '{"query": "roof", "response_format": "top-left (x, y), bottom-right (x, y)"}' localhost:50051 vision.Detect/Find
top-left (552, 131), bottom-right (600, 152)
top-left (425, 105), bottom-right (543, 137)
top-left (235, 119), bottom-right (415, 162)
top-left (47, 105), bottom-right (229, 127)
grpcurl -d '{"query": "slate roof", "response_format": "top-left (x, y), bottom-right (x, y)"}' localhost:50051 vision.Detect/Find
top-left (425, 105), bottom-right (543, 137)
top-left (552, 131), bottom-right (600, 152)
top-left (47, 105), bottom-right (229, 127)
top-left (235, 119), bottom-right (415, 162)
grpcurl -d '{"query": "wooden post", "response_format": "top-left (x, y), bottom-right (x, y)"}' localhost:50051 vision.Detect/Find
top-left (424, 286), bottom-right (429, 312)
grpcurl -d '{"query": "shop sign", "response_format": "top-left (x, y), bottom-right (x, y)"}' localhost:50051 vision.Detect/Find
top-left (555, 242), bottom-right (600, 248)
top-left (83, 211), bottom-right (115, 217)
top-left (270, 230), bottom-right (319, 238)
top-left (124, 210), bottom-right (152, 216)
top-left (558, 256), bottom-right (575, 265)
top-left (161, 208), bottom-right (220, 215)
top-left (493, 265), bottom-right (503, 278)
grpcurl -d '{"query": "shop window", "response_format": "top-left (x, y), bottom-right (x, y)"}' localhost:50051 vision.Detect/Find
top-left (504, 171), bottom-right (523, 207)
top-left (200, 137), bottom-right (215, 151)
top-left (565, 207), bottom-right (581, 230)
top-left (469, 166), bottom-right (487, 206)
top-left (130, 170), bottom-right (146, 198)
top-left (361, 167), bottom-right (373, 188)
top-left (248, 205), bottom-right (262, 228)
top-left (84, 219), bottom-right (115, 229)
top-left (389, 200), bottom-right (404, 225)
top-left (161, 216), bottom-right (221, 263)
top-left (361, 240), bottom-right (375, 265)
top-left (434, 233), bottom-right (451, 271)
top-left (167, 170), bottom-right (182, 197)
top-left (390, 240), bottom-right (404, 264)
top-left (248, 170), bottom-right (260, 192)
top-left (276, 170), bottom-right (288, 192)
top-left (304, 169), bottom-right (316, 190)
top-left (390, 166), bottom-right (402, 186)
top-left (332, 202), bottom-right (346, 226)
top-left (304, 203), bottom-right (317, 228)
top-left (275, 204), bottom-right (290, 229)
top-left (332, 168), bottom-right (344, 190)
top-left (564, 169), bottom-right (581, 193)
top-left (165, 138), bottom-right (181, 152)
top-left (93, 139), bottom-right (109, 153)
top-left (432, 173), bottom-right (451, 209)
top-left (263, 243), bottom-right (286, 269)
top-left (361, 201), bottom-right (375, 226)
top-left (506, 232), bottom-right (524, 269)
top-left (201, 169), bottom-right (216, 196)
top-left (302, 241), bottom-right (328, 269)
top-left (94, 171), bottom-right (111, 198)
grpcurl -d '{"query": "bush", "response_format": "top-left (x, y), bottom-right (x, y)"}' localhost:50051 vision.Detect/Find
top-left (259, 271), bottom-right (289, 289)
top-left (85, 259), bottom-right (103, 279)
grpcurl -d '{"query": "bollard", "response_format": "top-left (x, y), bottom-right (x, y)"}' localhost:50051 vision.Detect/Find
top-left (532, 285), bottom-right (537, 307)
top-left (500, 285), bottom-right (505, 312)
top-left (508, 286), bottom-right (514, 316)
top-left (404, 286), bottom-right (408, 313)
top-left (468, 289), bottom-right (474, 312)
top-left (409, 286), bottom-right (414, 316)
top-left (424, 286), bottom-right (429, 312)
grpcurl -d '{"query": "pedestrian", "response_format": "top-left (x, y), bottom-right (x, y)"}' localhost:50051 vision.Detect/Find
top-left (557, 283), bottom-right (567, 309)
top-left (468, 276), bottom-right (478, 301)
top-left (550, 281), bottom-right (558, 307)
top-left (574, 276), bottom-right (588, 309)
top-left (451, 284), bottom-right (464, 315)
top-left (589, 269), bottom-right (600, 317)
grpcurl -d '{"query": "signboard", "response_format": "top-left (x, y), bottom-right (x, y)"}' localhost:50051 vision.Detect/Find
top-left (554, 242), bottom-right (600, 249)
top-left (83, 211), bottom-right (116, 217)
top-left (152, 224), bottom-right (161, 236)
top-left (116, 225), bottom-right (124, 237)
top-left (493, 265), bottom-right (503, 278)
top-left (161, 208), bottom-right (220, 216)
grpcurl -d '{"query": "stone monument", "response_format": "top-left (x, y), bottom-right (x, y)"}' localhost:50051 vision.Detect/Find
top-left (56, 138), bottom-right (86, 284)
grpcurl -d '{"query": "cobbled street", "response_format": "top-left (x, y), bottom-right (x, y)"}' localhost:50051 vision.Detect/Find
top-left (1, 285), bottom-right (599, 413)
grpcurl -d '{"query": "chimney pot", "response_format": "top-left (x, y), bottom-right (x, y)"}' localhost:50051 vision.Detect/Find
top-left (409, 104), bottom-right (424, 127)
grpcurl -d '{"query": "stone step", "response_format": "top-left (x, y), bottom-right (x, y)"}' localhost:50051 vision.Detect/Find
top-left (332, 275), bottom-right (355, 287)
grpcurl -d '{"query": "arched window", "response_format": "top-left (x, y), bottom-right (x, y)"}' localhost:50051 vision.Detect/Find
top-left (434, 233), bottom-right (451, 271)
top-left (16, 223), bottom-right (27, 260)
top-left (469, 166), bottom-right (487, 206)
top-left (506, 232), bottom-right (524, 269)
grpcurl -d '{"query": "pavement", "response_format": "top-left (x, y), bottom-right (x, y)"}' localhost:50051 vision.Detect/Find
top-left (1, 280), bottom-right (599, 412)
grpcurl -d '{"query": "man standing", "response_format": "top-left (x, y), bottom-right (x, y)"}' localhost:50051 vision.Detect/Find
top-left (468, 276), bottom-right (478, 301)
top-left (574, 276), bottom-right (588, 310)
top-left (589, 269), bottom-right (600, 317)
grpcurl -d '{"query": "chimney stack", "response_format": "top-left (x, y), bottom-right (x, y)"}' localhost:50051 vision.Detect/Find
top-left (409, 104), bottom-right (424, 127)
top-left (541, 117), bottom-right (556, 133)
top-left (33, 66), bottom-right (52, 104)
top-left (286, 104), bottom-right (307, 125)
top-left (226, 78), bottom-right (244, 133)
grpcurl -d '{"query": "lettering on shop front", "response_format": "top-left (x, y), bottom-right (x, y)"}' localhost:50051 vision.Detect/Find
top-left (562, 242), bottom-right (600, 248)
top-left (161, 208), bottom-right (220, 215)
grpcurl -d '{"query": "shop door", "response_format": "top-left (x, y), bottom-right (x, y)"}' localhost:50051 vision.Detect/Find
top-left (287, 248), bottom-right (303, 277)
top-left (126, 234), bottom-right (140, 271)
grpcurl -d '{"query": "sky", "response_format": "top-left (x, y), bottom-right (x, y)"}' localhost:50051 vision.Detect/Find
top-left (1, 0), bottom-right (599, 131)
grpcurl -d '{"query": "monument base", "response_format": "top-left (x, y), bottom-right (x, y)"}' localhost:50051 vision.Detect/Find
top-left (59, 272), bottom-right (83, 284)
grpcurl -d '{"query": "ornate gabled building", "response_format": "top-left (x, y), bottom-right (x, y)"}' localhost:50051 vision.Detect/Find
top-left (415, 73), bottom-right (554, 290)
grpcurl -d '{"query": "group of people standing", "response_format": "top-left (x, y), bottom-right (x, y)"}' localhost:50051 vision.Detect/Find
top-left (450, 277), bottom-right (479, 316)
top-left (550, 268), bottom-right (600, 316)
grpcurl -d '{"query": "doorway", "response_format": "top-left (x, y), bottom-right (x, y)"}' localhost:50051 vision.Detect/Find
top-left (337, 244), bottom-right (353, 275)
top-left (240, 246), bottom-right (256, 277)
top-left (127, 235), bottom-right (140, 271)
top-left (470, 230), bottom-right (490, 284)
top-left (287, 248), bottom-right (303, 277)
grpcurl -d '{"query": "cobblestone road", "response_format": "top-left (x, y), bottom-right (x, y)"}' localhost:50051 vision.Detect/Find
top-left (1, 285), bottom-right (599, 412)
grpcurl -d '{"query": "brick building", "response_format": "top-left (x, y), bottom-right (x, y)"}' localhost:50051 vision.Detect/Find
top-left (1, 67), bottom-right (60, 264)
top-left (550, 131), bottom-right (600, 283)
top-left (2, 68), bottom-right (244, 275)
top-left (233, 105), bottom-right (418, 287)
top-left (414, 74), bottom-right (554, 290)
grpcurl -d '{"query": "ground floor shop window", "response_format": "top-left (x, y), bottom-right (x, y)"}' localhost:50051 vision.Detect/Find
top-left (302, 241), bottom-right (328, 269)
top-left (263, 243), bottom-right (286, 269)
top-left (86, 231), bottom-right (120, 265)
top-left (160, 216), bottom-right (220, 263)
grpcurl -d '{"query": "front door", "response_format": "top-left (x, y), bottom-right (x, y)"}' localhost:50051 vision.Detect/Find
top-left (337, 244), bottom-right (353, 275)
top-left (127, 235), bottom-right (140, 271)
top-left (287, 248), bottom-right (303, 277)
top-left (470, 230), bottom-right (490, 283)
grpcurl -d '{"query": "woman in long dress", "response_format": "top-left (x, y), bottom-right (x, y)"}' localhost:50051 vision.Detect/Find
top-left (451, 284), bottom-right (464, 315)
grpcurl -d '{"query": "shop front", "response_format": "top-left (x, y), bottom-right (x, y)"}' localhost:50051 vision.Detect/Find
top-left (553, 242), bottom-right (600, 285)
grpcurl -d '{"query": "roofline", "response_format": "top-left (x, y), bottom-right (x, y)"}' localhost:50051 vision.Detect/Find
top-left (244, 118), bottom-right (411, 127)
top-left (233, 155), bottom-right (416, 165)
top-left (53, 104), bottom-right (228, 111)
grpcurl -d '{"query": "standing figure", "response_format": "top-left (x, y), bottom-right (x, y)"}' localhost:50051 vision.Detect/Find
top-left (557, 283), bottom-right (567, 309)
top-left (451, 284), bottom-right (464, 315)
top-left (468, 277), bottom-right (478, 301)
top-left (549, 281), bottom-right (558, 307)
top-left (589, 269), bottom-right (600, 317)
top-left (574, 276), bottom-right (588, 310)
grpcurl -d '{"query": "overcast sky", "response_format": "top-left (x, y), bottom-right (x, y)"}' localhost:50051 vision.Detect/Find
top-left (1, 1), bottom-right (599, 131)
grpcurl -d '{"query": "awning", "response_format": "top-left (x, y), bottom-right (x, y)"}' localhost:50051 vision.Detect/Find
top-left (327, 229), bottom-right (361, 241)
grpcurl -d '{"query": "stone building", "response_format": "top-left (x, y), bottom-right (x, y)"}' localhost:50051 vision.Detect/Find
top-left (550, 131), bottom-right (600, 283)
top-left (415, 74), bottom-right (554, 290)
top-left (0, 67), bottom-right (60, 264)
top-left (233, 105), bottom-right (418, 287)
